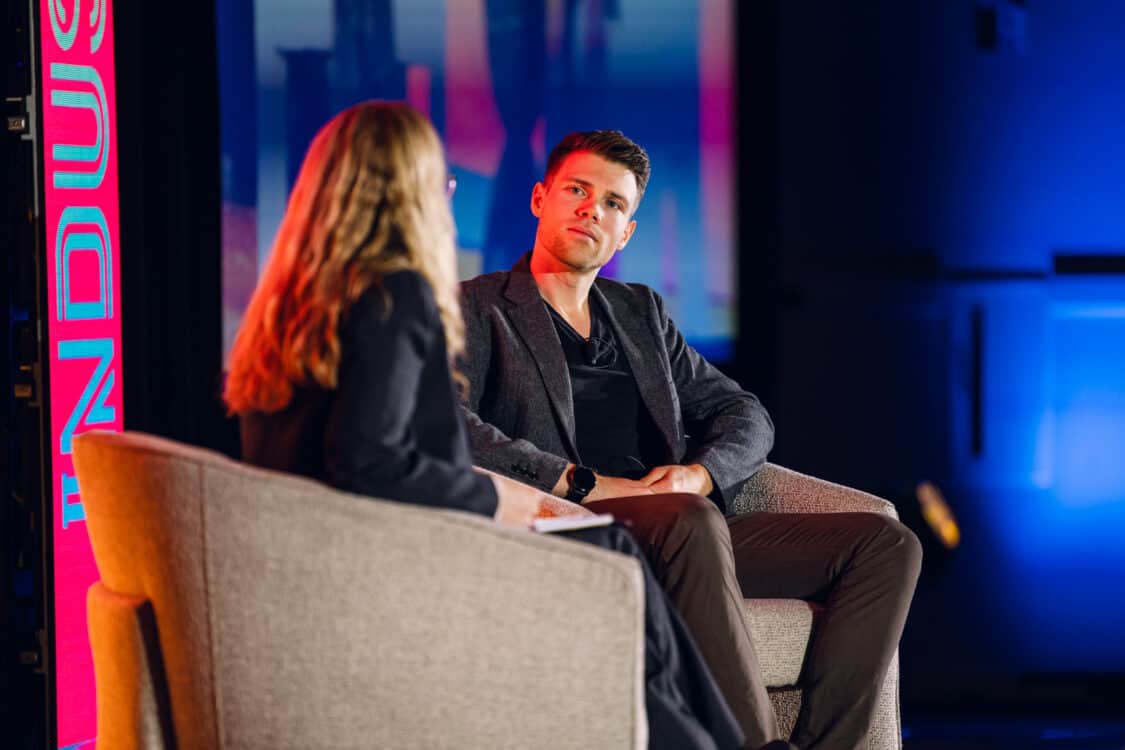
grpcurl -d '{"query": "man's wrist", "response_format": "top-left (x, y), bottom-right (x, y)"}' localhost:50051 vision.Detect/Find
top-left (690, 463), bottom-right (714, 496)
top-left (552, 464), bottom-right (576, 497)
top-left (564, 465), bottom-right (597, 502)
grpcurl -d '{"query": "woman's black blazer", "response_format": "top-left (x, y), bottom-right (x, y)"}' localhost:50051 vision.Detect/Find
top-left (240, 270), bottom-right (497, 517)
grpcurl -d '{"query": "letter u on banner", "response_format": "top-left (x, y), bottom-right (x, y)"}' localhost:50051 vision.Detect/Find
top-left (50, 62), bottom-right (109, 189)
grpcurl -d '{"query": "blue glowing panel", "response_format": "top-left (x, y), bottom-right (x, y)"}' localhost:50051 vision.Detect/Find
top-left (1054, 319), bottom-right (1125, 509)
top-left (985, 286), bottom-right (1125, 672)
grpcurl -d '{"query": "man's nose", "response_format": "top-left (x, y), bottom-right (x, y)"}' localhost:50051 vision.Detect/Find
top-left (577, 197), bottom-right (602, 221)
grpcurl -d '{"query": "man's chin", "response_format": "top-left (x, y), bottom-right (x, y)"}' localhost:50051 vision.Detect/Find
top-left (566, 249), bottom-right (614, 272)
top-left (567, 258), bottom-right (608, 274)
top-left (538, 242), bottom-right (611, 274)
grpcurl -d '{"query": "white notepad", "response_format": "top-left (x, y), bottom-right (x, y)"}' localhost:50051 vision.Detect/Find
top-left (532, 513), bottom-right (615, 534)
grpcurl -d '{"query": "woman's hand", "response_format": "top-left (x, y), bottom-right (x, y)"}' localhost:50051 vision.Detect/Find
top-left (478, 467), bottom-right (594, 529)
top-left (535, 493), bottom-right (596, 519)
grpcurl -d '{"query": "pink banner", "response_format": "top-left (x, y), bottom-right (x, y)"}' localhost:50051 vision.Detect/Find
top-left (38, 1), bottom-right (122, 746)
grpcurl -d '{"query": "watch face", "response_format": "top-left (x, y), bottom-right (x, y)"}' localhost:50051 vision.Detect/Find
top-left (566, 465), bottom-right (596, 501)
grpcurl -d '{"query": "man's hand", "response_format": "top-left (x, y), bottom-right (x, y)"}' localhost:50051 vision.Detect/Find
top-left (639, 464), bottom-right (714, 496)
top-left (585, 474), bottom-right (654, 502)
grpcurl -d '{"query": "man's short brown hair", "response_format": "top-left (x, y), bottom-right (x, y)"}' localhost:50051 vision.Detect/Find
top-left (544, 130), bottom-right (651, 212)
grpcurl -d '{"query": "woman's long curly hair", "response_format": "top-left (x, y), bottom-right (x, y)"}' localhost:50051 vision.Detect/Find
top-left (224, 101), bottom-right (463, 415)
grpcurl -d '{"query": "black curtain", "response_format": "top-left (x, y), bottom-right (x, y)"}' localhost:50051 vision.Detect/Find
top-left (115, 0), bottom-right (236, 455)
top-left (734, 0), bottom-right (781, 413)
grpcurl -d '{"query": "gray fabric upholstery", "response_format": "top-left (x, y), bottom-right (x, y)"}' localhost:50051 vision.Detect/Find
top-left (735, 463), bottom-right (904, 750)
top-left (742, 599), bottom-right (819, 687)
top-left (732, 463), bottom-right (899, 517)
top-left (76, 430), bottom-right (647, 750)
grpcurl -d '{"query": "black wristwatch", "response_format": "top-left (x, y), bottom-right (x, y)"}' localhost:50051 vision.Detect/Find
top-left (565, 465), bottom-right (597, 502)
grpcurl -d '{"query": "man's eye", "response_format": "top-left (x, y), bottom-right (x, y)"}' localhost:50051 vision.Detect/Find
top-left (607, 200), bottom-right (622, 210)
top-left (567, 185), bottom-right (584, 195)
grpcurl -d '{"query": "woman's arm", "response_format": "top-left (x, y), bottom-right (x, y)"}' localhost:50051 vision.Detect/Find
top-left (324, 273), bottom-right (498, 517)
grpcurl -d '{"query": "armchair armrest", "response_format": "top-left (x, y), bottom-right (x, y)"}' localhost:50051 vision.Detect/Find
top-left (728, 463), bottom-right (899, 519)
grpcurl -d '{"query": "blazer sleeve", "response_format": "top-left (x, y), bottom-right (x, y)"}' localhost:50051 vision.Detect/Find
top-left (653, 290), bottom-right (774, 506)
top-left (459, 409), bottom-right (570, 494)
top-left (458, 282), bottom-right (571, 494)
top-left (324, 273), bottom-right (498, 517)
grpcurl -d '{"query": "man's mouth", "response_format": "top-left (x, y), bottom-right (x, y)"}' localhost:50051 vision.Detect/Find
top-left (568, 226), bottom-right (598, 241)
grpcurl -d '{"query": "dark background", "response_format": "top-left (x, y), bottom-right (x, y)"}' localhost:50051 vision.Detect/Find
top-left (739, 0), bottom-right (1125, 714)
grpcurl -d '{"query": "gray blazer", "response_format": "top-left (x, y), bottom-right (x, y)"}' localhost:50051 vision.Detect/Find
top-left (460, 253), bottom-right (775, 508)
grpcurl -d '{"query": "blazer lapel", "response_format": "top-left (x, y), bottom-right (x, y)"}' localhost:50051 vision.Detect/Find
top-left (592, 283), bottom-right (680, 460)
top-left (502, 256), bottom-right (580, 458)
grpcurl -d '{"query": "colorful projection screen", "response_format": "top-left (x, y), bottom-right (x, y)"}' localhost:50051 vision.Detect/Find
top-left (219, 0), bottom-right (736, 361)
top-left (38, 0), bottom-right (123, 747)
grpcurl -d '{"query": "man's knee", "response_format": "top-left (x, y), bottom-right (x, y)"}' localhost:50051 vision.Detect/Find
top-left (862, 514), bottom-right (923, 584)
top-left (654, 492), bottom-right (725, 526)
top-left (650, 493), bottom-right (731, 548)
top-left (892, 518), bottom-right (924, 581)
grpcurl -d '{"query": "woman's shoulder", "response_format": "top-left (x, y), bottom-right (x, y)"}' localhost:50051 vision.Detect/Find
top-left (346, 269), bottom-right (439, 340)
top-left (352, 269), bottom-right (436, 314)
top-left (382, 268), bottom-right (436, 305)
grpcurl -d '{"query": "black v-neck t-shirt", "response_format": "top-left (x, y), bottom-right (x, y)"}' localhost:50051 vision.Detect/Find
top-left (546, 299), bottom-right (663, 479)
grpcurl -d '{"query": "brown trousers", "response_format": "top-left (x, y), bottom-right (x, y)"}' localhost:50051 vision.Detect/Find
top-left (585, 493), bottom-right (922, 750)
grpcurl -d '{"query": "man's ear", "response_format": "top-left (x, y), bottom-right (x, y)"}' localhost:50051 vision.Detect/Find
top-left (530, 182), bottom-right (546, 217)
top-left (617, 219), bottom-right (637, 251)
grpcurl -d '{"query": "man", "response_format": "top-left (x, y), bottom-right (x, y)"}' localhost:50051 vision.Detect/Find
top-left (460, 130), bottom-right (922, 750)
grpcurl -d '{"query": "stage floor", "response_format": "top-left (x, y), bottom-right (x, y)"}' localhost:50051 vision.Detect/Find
top-left (903, 716), bottom-right (1125, 749)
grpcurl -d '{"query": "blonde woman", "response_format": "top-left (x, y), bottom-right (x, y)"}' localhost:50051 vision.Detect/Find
top-left (224, 101), bottom-right (751, 750)
top-left (226, 102), bottom-right (547, 524)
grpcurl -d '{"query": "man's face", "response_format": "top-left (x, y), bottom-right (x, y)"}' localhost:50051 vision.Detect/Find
top-left (530, 150), bottom-right (639, 273)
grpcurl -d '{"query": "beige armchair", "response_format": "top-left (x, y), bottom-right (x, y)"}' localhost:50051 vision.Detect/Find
top-left (75, 430), bottom-right (648, 750)
top-left (75, 430), bottom-right (903, 749)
